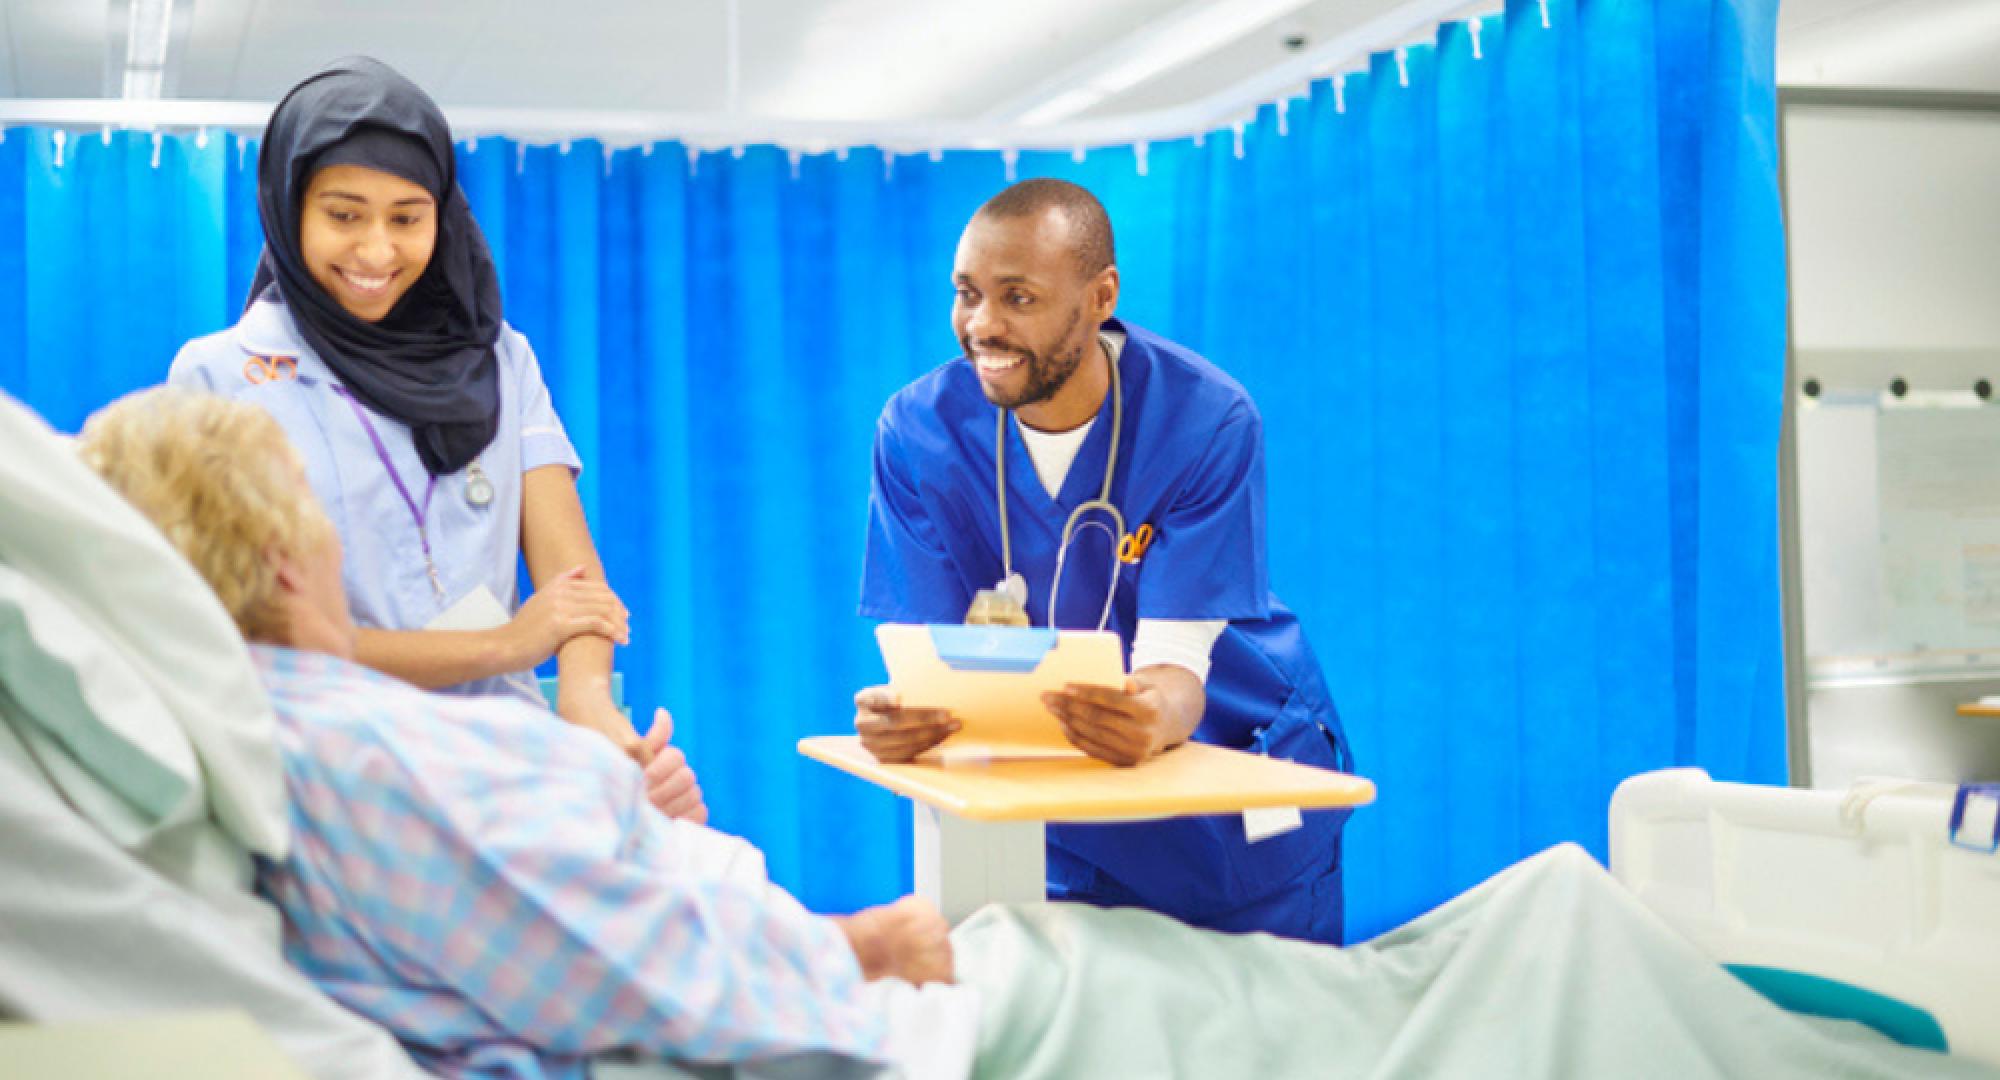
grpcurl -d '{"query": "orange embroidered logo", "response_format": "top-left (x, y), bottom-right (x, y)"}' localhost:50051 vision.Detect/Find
top-left (243, 354), bottom-right (298, 384)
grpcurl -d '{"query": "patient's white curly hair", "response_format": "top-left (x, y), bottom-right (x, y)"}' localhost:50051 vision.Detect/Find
top-left (77, 387), bottom-right (334, 641)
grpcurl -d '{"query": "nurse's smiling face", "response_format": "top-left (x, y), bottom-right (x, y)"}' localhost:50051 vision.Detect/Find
top-left (953, 207), bottom-right (1119, 426)
top-left (298, 164), bottom-right (438, 323)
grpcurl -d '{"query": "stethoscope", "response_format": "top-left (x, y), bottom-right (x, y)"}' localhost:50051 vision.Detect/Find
top-left (990, 333), bottom-right (1127, 632)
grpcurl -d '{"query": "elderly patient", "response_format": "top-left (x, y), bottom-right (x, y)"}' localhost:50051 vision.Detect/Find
top-left (77, 388), bottom-right (958, 1078)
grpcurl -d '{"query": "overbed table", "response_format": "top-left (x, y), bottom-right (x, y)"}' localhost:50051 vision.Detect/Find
top-left (797, 735), bottom-right (1376, 922)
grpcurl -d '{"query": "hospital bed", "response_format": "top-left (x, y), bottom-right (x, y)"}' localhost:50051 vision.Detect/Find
top-left (1611, 768), bottom-right (2000, 1067)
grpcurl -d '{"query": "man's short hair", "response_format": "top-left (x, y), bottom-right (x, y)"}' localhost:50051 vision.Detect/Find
top-left (77, 388), bottom-right (332, 641)
top-left (973, 177), bottom-right (1116, 278)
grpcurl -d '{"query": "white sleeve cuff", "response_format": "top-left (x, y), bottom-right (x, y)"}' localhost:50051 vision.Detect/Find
top-left (1131, 618), bottom-right (1228, 683)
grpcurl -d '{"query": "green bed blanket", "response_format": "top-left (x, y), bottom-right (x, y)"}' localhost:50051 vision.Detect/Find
top-left (954, 844), bottom-right (1993, 1079)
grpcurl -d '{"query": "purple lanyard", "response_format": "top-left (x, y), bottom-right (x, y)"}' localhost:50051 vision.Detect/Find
top-left (334, 386), bottom-right (446, 601)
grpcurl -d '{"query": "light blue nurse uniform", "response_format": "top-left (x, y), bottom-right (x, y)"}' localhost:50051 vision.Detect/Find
top-left (168, 294), bottom-right (581, 704)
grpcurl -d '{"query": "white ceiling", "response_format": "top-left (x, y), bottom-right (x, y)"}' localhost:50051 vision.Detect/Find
top-left (0, 0), bottom-right (1994, 131)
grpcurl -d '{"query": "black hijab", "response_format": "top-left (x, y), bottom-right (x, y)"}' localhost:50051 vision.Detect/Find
top-left (251, 56), bottom-right (502, 476)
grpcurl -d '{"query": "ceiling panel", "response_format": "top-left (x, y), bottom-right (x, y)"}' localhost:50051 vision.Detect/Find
top-left (1083, 0), bottom-right (1434, 120)
top-left (744, 0), bottom-right (1190, 122)
top-left (8, 0), bottom-right (106, 97)
top-left (451, 2), bottom-right (729, 111)
top-left (6, 0), bottom-right (2000, 129)
top-left (1778, 0), bottom-right (2000, 93)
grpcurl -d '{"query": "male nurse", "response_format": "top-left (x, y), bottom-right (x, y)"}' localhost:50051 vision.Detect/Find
top-left (853, 178), bottom-right (1353, 944)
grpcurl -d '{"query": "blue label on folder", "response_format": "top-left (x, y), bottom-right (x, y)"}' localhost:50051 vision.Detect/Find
top-left (928, 625), bottom-right (1058, 673)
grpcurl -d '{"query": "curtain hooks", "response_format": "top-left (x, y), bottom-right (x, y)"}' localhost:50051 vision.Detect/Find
top-left (1071, 145), bottom-right (1085, 164)
top-left (787, 148), bottom-right (802, 180)
top-left (1231, 121), bottom-right (1245, 160)
top-left (517, 142), bottom-right (529, 174)
top-left (101, 124), bottom-right (113, 146)
top-left (928, 147), bottom-right (942, 163)
top-left (602, 143), bottom-right (615, 177)
top-left (1395, 47), bottom-right (1409, 88)
top-left (1334, 77), bottom-right (1346, 115)
top-left (883, 150), bottom-right (896, 182)
top-left (1002, 148), bottom-right (1019, 182)
top-left (835, 146), bottom-right (850, 162)
top-left (641, 141), bottom-right (654, 157)
top-left (52, 129), bottom-right (66, 169)
top-left (1193, 131), bottom-right (1206, 148)
top-left (464, 137), bottom-right (477, 154)
top-left (1469, 17), bottom-right (1484, 60)
top-left (558, 139), bottom-right (572, 156)
top-left (150, 131), bottom-right (162, 169)
top-left (195, 126), bottom-right (209, 150)
top-left (686, 144), bottom-right (701, 176)
top-left (1134, 142), bottom-right (1149, 177)
top-left (1538, 0), bottom-right (1551, 30)
top-left (730, 144), bottom-right (745, 160)
top-left (1276, 98), bottom-right (1289, 136)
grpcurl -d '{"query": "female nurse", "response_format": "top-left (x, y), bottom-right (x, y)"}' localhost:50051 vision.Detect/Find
top-left (169, 57), bottom-right (703, 821)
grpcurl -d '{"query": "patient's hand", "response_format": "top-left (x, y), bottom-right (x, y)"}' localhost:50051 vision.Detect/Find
top-left (642, 709), bottom-right (708, 824)
top-left (836, 897), bottom-right (954, 986)
top-left (854, 686), bottom-right (961, 763)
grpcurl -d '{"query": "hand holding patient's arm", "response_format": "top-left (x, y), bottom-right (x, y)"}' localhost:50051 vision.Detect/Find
top-left (834, 896), bottom-right (955, 986)
top-left (854, 686), bottom-right (961, 762)
top-left (510, 564), bottom-right (629, 663)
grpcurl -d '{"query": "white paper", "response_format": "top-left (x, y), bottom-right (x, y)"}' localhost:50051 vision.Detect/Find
top-left (424, 585), bottom-right (509, 633)
top-left (1960, 791), bottom-right (1999, 849)
top-left (1243, 805), bottom-right (1303, 844)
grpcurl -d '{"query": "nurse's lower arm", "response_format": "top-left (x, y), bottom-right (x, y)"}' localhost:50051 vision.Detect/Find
top-left (353, 626), bottom-right (528, 690)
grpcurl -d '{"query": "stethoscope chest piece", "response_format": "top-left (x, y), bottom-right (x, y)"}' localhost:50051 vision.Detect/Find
top-left (465, 461), bottom-right (495, 508)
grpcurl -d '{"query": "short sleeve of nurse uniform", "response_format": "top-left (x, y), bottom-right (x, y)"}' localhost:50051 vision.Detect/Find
top-left (859, 402), bottom-right (974, 625)
top-left (505, 329), bottom-right (582, 476)
top-left (1135, 401), bottom-right (1271, 622)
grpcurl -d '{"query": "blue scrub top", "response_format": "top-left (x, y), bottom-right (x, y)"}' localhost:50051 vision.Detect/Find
top-left (168, 297), bottom-right (582, 704)
top-left (861, 319), bottom-right (1352, 937)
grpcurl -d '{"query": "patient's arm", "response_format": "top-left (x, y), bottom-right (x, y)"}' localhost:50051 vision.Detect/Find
top-left (521, 464), bottom-right (640, 760)
top-left (271, 701), bottom-right (891, 1067)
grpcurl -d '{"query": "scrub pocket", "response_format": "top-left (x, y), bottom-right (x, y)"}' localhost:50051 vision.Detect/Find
top-left (1228, 693), bottom-right (1349, 902)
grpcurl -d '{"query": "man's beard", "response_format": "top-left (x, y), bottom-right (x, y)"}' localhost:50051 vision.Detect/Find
top-left (967, 310), bottom-right (1087, 411)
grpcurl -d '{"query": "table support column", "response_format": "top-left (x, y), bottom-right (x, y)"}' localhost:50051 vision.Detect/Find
top-left (912, 804), bottom-right (1046, 924)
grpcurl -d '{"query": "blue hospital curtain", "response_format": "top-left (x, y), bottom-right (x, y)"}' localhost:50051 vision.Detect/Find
top-left (0, 0), bottom-right (1784, 936)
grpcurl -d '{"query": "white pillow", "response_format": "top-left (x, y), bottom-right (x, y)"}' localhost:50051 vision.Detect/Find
top-left (0, 392), bottom-right (287, 860)
top-left (0, 563), bottom-right (199, 848)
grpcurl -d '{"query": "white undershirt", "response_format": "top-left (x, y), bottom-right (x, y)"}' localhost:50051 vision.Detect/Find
top-left (1012, 331), bottom-right (1227, 682)
top-left (1014, 417), bottom-right (1095, 501)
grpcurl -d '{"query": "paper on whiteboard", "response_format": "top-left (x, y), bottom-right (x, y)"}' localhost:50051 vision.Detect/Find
top-left (1878, 410), bottom-right (2000, 650)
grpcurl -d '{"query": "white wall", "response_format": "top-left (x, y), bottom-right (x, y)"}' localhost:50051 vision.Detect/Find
top-left (1784, 100), bottom-right (2000, 789)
